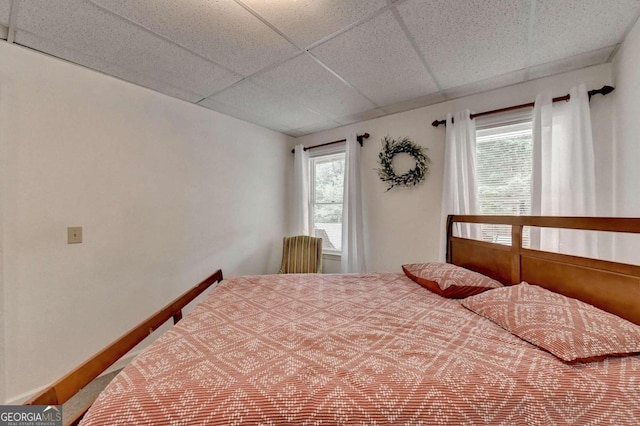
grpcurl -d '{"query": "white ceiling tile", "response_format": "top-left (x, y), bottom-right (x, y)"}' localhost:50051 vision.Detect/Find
top-left (336, 108), bottom-right (388, 126)
top-left (200, 99), bottom-right (294, 134)
top-left (3, 0), bottom-right (635, 134)
top-left (253, 54), bottom-right (377, 119)
top-left (531, 0), bottom-right (640, 65)
top-left (198, 97), bottom-right (261, 125)
top-left (200, 92), bottom-right (320, 135)
top-left (311, 10), bottom-right (439, 107)
top-left (0, 0), bottom-right (9, 40)
top-left (284, 130), bottom-right (307, 138)
top-left (16, 31), bottom-right (205, 103)
top-left (201, 78), bottom-right (330, 130)
top-left (443, 69), bottom-right (527, 100)
top-left (246, 120), bottom-right (294, 134)
top-left (382, 92), bottom-right (447, 114)
top-left (397, 0), bottom-right (530, 89)
top-left (240, 0), bottom-right (387, 48)
top-left (90, 0), bottom-right (299, 76)
top-left (15, 0), bottom-right (241, 98)
top-left (527, 46), bottom-right (615, 81)
top-left (0, 0), bottom-right (10, 26)
top-left (268, 124), bottom-right (297, 134)
top-left (290, 120), bottom-right (343, 136)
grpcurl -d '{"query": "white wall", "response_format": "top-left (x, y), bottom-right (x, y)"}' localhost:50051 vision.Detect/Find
top-left (298, 64), bottom-right (614, 273)
top-left (0, 42), bottom-right (293, 402)
top-left (0, 86), bottom-right (5, 403)
top-left (612, 17), bottom-right (640, 264)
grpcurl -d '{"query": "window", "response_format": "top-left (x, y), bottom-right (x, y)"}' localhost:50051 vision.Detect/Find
top-left (310, 152), bottom-right (345, 253)
top-left (476, 118), bottom-right (533, 246)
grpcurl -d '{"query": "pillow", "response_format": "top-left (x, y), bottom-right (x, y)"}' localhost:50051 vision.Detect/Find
top-left (402, 262), bottom-right (503, 298)
top-left (462, 282), bottom-right (640, 363)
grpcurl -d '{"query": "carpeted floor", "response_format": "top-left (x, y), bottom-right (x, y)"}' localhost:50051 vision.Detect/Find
top-left (62, 370), bottom-right (121, 425)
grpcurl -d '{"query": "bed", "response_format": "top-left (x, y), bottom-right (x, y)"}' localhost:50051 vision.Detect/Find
top-left (27, 216), bottom-right (640, 425)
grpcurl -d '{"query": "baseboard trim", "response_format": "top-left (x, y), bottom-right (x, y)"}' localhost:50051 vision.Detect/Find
top-left (5, 349), bottom-right (142, 405)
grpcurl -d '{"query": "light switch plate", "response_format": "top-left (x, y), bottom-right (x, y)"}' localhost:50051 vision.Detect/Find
top-left (68, 226), bottom-right (82, 244)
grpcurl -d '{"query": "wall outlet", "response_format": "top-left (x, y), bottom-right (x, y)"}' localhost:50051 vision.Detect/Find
top-left (67, 226), bottom-right (83, 244)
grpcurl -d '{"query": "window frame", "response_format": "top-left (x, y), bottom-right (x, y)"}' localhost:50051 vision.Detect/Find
top-left (475, 110), bottom-right (533, 247)
top-left (308, 145), bottom-right (346, 256)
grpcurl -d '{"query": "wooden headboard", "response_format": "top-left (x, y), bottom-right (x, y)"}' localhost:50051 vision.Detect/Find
top-left (446, 215), bottom-right (640, 325)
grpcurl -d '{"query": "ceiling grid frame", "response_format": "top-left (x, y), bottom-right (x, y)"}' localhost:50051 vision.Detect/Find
top-left (232, 0), bottom-right (390, 113)
top-left (6, 0), bottom-right (18, 43)
top-left (15, 25), bottom-right (209, 103)
top-left (199, 0), bottom-right (399, 108)
top-left (522, 0), bottom-right (538, 81)
top-left (84, 0), bottom-right (242, 79)
top-left (386, 0), bottom-right (445, 97)
top-left (232, 0), bottom-right (302, 50)
top-left (2, 0), bottom-right (638, 137)
top-left (302, 0), bottom-right (407, 52)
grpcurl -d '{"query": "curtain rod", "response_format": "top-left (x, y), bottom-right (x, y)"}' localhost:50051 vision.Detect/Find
top-left (431, 85), bottom-right (615, 127)
top-left (291, 133), bottom-right (370, 154)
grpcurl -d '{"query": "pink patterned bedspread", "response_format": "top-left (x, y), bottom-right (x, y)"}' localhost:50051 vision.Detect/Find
top-left (80, 273), bottom-right (640, 425)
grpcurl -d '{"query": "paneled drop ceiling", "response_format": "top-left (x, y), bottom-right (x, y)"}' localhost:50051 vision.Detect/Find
top-left (1, 0), bottom-right (639, 137)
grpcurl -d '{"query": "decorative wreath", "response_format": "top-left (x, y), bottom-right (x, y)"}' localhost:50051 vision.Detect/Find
top-left (377, 136), bottom-right (430, 191)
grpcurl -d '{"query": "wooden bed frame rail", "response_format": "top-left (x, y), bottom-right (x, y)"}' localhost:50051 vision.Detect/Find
top-left (24, 269), bottom-right (224, 424)
top-left (446, 215), bottom-right (640, 325)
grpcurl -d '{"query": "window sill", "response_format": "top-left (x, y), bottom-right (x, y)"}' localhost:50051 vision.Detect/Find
top-left (322, 251), bottom-right (342, 260)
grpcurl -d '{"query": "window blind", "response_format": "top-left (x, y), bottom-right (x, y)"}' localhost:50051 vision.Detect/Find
top-left (476, 120), bottom-right (533, 246)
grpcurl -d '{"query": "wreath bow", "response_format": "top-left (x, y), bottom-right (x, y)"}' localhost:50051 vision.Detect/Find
top-left (377, 136), bottom-right (430, 191)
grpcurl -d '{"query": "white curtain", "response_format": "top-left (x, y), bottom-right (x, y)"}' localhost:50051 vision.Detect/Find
top-left (440, 110), bottom-right (480, 261)
top-left (293, 144), bottom-right (311, 235)
top-left (531, 84), bottom-right (597, 257)
top-left (341, 133), bottom-right (366, 273)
